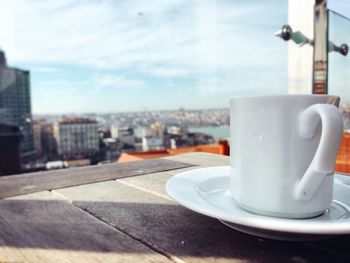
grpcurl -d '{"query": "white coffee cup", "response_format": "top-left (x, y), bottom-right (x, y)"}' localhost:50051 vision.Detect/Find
top-left (230, 95), bottom-right (343, 219)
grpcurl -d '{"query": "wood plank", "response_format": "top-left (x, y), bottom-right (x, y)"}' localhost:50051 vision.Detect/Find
top-left (0, 159), bottom-right (193, 199)
top-left (164, 152), bottom-right (229, 167)
top-left (55, 180), bottom-right (349, 263)
top-left (118, 171), bottom-right (173, 200)
top-left (117, 153), bottom-right (227, 199)
top-left (0, 191), bottom-right (171, 263)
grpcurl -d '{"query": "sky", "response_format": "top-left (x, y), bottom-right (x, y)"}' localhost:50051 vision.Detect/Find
top-left (0, 0), bottom-right (349, 114)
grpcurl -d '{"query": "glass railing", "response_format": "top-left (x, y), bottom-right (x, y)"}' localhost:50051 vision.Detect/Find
top-left (328, 10), bottom-right (350, 174)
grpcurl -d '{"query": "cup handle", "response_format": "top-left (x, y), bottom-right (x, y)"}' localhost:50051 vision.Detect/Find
top-left (295, 104), bottom-right (343, 201)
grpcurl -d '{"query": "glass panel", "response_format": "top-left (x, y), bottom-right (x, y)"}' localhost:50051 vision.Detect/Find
top-left (328, 10), bottom-right (350, 174)
top-left (287, 0), bottom-right (315, 94)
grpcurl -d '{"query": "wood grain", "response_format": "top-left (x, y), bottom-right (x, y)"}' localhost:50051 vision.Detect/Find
top-left (1, 153), bottom-right (349, 262)
top-left (0, 159), bottom-right (193, 199)
top-left (0, 191), bottom-right (170, 263)
top-left (56, 180), bottom-right (350, 263)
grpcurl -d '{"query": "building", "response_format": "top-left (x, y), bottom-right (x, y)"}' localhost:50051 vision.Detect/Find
top-left (33, 119), bottom-right (58, 160)
top-left (53, 117), bottom-right (99, 159)
top-left (142, 122), bottom-right (166, 151)
top-left (0, 49), bottom-right (35, 163)
top-left (102, 138), bottom-right (120, 161)
top-left (33, 120), bottom-right (44, 158)
top-left (142, 122), bottom-right (166, 139)
top-left (110, 125), bottom-right (136, 152)
top-left (111, 125), bottom-right (135, 146)
top-left (41, 122), bottom-right (58, 160)
top-left (142, 136), bottom-right (164, 151)
top-left (0, 123), bottom-right (22, 175)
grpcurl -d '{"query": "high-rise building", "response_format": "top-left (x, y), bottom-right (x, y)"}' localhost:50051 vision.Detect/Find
top-left (0, 123), bottom-right (22, 175)
top-left (0, 49), bottom-right (35, 163)
top-left (53, 117), bottom-right (99, 159)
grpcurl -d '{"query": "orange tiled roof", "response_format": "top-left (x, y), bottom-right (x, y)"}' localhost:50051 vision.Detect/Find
top-left (117, 141), bottom-right (229, 163)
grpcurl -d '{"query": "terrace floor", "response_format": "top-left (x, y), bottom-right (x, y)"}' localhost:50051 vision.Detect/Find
top-left (0, 152), bottom-right (349, 262)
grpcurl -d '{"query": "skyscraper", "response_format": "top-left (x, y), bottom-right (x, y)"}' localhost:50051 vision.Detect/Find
top-left (0, 123), bottom-right (22, 175)
top-left (0, 49), bottom-right (35, 164)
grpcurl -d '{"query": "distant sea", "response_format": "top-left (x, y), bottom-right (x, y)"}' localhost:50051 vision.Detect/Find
top-left (134, 125), bottom-right (229, 140)
top-left (188, 126), bottom-right (229, 140)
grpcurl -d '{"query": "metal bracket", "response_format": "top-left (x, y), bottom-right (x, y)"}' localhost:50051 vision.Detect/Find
top-left (275, 24), bottom-right (312, 47)
top-left (328, 41), bottom-right (349, 56)
top-left (276, 24), bottom-right (348, 56)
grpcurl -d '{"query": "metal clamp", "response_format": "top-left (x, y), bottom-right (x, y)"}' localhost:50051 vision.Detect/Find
top-left (328, 41), bottom-right (349, 56)
top-left (275, 24), bottom-right (311, 46)
top-left (275, 24), bottom-right (348, 56)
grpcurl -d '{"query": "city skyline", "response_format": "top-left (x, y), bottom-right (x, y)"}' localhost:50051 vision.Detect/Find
top-left (0, 1), bottom-right (349, 114)
top-left (0, 50), bottom-right (36, 163)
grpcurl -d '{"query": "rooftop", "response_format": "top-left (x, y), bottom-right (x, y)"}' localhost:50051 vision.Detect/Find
top-left (58, 117), bottom-right (97, 124)
top-left (118, 141), bottom-right (229, 163)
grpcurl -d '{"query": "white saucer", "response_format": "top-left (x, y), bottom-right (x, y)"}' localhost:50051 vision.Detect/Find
top-left (165, 166), bottom-right (350, 241)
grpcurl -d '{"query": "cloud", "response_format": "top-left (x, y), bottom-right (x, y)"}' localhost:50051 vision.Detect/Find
top-left (147, 66), bottom-right (189, 77)
top-left (0, 0), bottom-right (291, 112)
top-left (1, 1), bottom-right (285, 72)
top-left (93, 74), bottom-right (146, 89)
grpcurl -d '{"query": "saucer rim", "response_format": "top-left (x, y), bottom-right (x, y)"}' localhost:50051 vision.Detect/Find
top-left (165, 166), bottom-right (350, 235)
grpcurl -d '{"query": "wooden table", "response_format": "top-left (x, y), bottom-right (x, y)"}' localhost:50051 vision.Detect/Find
top-left (0, 152), bottom-right (349, 262)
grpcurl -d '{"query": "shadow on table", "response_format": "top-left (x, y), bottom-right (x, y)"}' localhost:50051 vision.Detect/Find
top-left (0, 198), bottom-right (349, 262)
